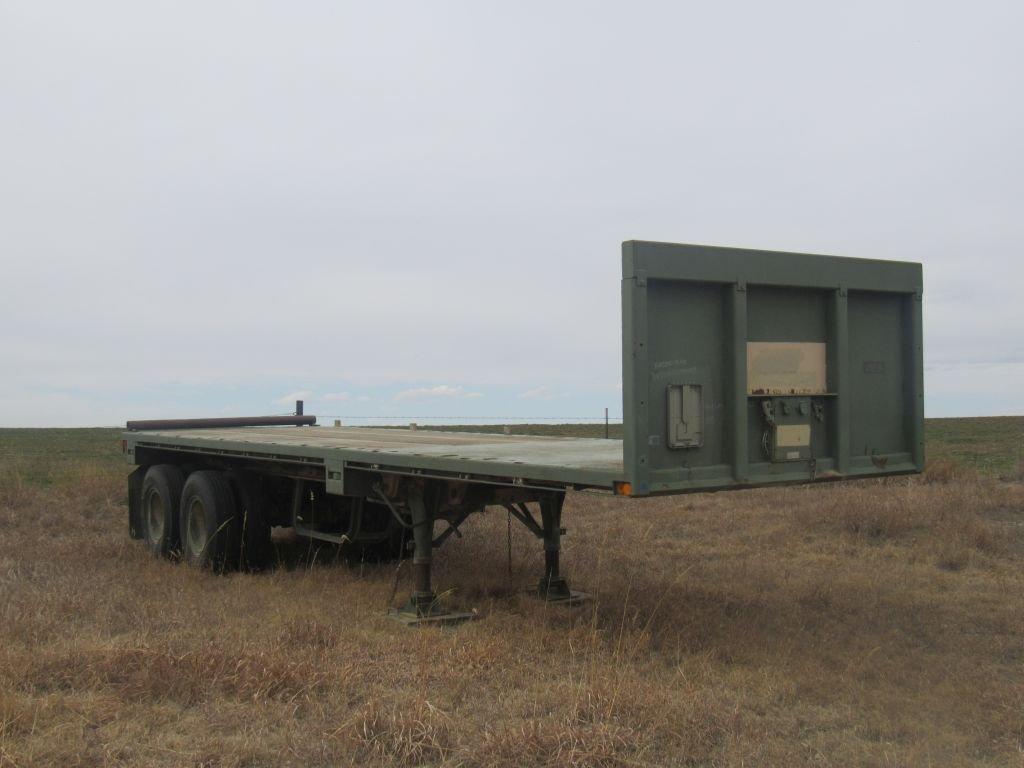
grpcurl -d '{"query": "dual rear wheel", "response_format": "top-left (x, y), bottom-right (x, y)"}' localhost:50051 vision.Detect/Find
top-left (140, 465), bottom-right (271, 570)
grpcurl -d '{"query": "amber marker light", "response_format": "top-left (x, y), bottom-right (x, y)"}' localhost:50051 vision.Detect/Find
top-left (614, 482), bottom-right (632, 497)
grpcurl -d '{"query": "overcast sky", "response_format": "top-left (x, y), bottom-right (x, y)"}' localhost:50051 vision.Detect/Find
top-left (1, 1), bottom-right (1021, 427)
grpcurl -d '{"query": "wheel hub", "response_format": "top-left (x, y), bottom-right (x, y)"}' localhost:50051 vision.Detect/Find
top-left (146, 491), bottom-right (164, 542)
top-left (187, 498), bottom-right (207, 557)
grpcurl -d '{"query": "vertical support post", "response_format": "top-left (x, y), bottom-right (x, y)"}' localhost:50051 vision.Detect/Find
top-left (907, 290), bottom-right (925, 471)
top-left (404, 483), bottom-right (437, 616)
top-left (604, 407), bottom-right (609, 439)
top-left (295, 399), bottom-right (303, 427)
top-left (538, 493), bottom-right (572, 600)
top-left (622, 241), bottom-right (651, 494)
top-left (830, 287), bottom-right (850, 475)
top-left (728, 283), bottom-right (748, 483)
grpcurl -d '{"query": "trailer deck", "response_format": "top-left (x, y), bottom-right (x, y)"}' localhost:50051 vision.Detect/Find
top-left (129, 426), bottom-right (625, 490)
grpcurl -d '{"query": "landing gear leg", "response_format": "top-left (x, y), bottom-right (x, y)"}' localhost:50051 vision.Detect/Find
top-left (538, 493), bottom-right (588, 605)
top-left (392, 483), bottom-right (475, 626)
top-left (404, 483), bottom-right (438, 616)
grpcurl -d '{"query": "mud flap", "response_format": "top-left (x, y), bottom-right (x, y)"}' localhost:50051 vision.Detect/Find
top-left (128, 466), bottom-right (146, 539)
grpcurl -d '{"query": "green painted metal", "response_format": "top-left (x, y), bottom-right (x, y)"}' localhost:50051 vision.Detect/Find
top-left (124, 241), bottom-right (923, 499)
top-left (621, 241), bottom-right (924, 496)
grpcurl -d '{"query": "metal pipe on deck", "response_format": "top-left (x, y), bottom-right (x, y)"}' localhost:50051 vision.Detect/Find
top-left (126, 415), bottom-right (316, 431)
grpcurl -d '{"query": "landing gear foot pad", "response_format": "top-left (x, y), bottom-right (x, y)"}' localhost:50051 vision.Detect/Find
top-left (388, 608), bottom-right (477, 626)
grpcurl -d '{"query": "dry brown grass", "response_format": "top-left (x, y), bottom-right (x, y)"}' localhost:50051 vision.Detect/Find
top-left (1, 449), bottom-right (1023, 766)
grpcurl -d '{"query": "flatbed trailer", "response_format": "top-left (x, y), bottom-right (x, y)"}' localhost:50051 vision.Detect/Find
top-left (124, 241), bottom-right (924, 622)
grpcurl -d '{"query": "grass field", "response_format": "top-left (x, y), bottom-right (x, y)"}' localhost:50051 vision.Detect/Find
top-left (0, 418), bottom-right (1022, 766)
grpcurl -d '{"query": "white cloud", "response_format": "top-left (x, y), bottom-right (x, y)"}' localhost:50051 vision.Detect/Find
top-left (393, 384), bottom-right (483, 402)
top-left (518, 385), bottom-right (555, 400)
top-left (518, 386), bottom-right (573, 400)
top-left (274, 390), bottom-right (312, 406)
top-left (320, 392), bottom-right (350, 402)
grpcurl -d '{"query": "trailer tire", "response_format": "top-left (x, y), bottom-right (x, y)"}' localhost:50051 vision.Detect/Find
top-left (179, 471), bottom-right (241, 571)
top-left (224, 469), bottom-right (274, 570)
top-left (141, 465), bottom-right (185, 557)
